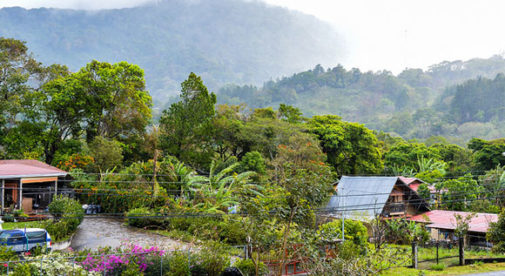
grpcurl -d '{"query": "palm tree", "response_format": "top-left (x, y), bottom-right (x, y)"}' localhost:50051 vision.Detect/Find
top-left (187, 160), bottom-right (261, 213)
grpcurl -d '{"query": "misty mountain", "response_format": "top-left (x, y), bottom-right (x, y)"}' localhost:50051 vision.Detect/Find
top-left (219, 55), bottom-right (505, 143)
top-left (0, 0), bottom-right (342, 104)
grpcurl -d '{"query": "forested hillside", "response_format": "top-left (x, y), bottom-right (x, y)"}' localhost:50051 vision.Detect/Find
top-left (5, 37), bottom-right (505, 273)
top-left (219, 56), bottom-right (505, 143)
top-left (0, 0), bottom-right (341, 104)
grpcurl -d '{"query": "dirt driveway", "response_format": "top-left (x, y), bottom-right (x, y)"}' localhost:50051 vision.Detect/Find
top-left (70, 217), bottom-right (191, 251)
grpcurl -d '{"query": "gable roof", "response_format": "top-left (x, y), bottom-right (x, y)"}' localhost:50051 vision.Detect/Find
top-left (326, 176), bottom-right (399, 219)
top-left (409, 210), bottom-right (498, 233)
top-left (0, 160), bottom-right (67, 179)
top-left (398, 176), bottom-right (424, 185)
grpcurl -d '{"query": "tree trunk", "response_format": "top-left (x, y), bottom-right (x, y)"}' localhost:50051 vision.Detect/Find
top-left (278, 207), bottom-right (296, 276)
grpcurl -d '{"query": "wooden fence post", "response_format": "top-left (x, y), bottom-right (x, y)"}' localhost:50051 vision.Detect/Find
top-left (412, 241), bottom-right (418, 269)
top-left (459, 237), bottom-right (465, 266)
top-left (436, 241), bottom-right (439, 264)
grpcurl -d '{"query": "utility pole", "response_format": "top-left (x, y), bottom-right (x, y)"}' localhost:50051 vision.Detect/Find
top-left (341, 186), bottom-right (345, 242)
top-left (152, 149), bottom-right (159, 198)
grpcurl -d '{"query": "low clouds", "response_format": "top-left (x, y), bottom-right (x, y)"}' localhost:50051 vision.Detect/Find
top-left (0, 0), bottom-right (159, 10)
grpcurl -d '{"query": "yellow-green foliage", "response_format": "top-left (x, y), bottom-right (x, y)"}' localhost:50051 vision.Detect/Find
top-left (317, 219), bottom-right (368, 246)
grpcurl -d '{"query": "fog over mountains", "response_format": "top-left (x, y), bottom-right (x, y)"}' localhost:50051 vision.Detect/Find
top-left (0, 0), bottom-right (343, 104)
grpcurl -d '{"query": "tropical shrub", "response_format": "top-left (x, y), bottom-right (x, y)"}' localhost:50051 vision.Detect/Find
top-left (0, 245), bottom-right (17, 261)
top-left (166, 216), bottom-right (247, 245)
top-left (167, 251), bottom-right (191, 276)
top-left (385, 219), bottom-right (430, 244)
top-left (126, 207), bottom-right (165, 228)
top-left (488, 209), bottom-right (505, 253)
top-left (142, 255), bottom-right (170, 276)
top-left (45, 196), bottom-right (84, 241)
top-left (233, 258), bottom-right (267, 276)
top-left (194, 241), bottom-right (230, 276)
top-left (70, 160), bottom-right (177, 213)
top-left (317, 219), bottom-right (368, 246)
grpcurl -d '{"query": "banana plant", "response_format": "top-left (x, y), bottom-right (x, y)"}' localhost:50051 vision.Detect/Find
top-left (187, 160), bottom-right (262, 213)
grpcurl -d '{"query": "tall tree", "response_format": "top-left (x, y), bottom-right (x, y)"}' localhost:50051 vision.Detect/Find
top-left (0, 38), bottom-right (43, 158)
top-left (39, 60), bottom-right (151, 163)
top-left (268, 132), bottom-right (334, 275)
top-left (308, 115), bottom-right (383, 175)
top-left (468, 138), bottom-right (505, 172)
top-left (160, 72), bottom-right (216, 168)
top-left (0, 38), bottom-right (40, 130)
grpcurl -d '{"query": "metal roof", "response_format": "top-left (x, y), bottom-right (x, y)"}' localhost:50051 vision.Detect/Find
top-left (0, 160), bottom-right (67, 180)
top-left (326, 176), bottom-right (399, 220)
top-left (409, 210), bottom-right (498, 233)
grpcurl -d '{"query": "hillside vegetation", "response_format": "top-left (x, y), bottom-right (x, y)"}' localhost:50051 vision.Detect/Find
top-left (219, 56), bottom-right (505, 143)
top-left (0, 0), bottom-right (341, 104)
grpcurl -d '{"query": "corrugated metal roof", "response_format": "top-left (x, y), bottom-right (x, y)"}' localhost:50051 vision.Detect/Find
top-left (0, 160), bottom-right (67, 179)
top-left (326, 176), bottom-right (399, 220)
top-left (409, 210), bottom-right (498, 233)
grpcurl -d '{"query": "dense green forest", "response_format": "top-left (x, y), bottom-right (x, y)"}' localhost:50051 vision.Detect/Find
top-left (219, 57), bottom-right (505, 143)
top-left (0, 0), bottom-right (341, 105)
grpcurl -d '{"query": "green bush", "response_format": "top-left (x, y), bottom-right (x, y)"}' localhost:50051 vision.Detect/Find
top-left (217, 217), bottom-right (247, 244)
top-left (317, 219), bottom-right (368, 246)
top-left (0, 245), bottom-right (18, 261)
top-left (143, 255), bottom-right (170, 276)
top-left (196, 241), bottom-right (231, 276)
top-left (126, 207), bottom-right (162, 228)
top-left (45, 196), bottom-right (84, 241)
top-left (233, 258), bottom-right (267, 276)
top-left (11, 262), bottom-right (36, 276)
top-left (3, 213), bottom-right (14, 222)
top-left (168, 251), bottom-right (191, 276)
top-left (430, 263), bottom-right (445, 271)
top-left (13, 209), bottom-right (27, 219)
top-left (167, 216), bottom-right (246, 245)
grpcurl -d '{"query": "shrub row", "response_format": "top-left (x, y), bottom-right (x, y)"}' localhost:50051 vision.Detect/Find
top-left (126, 208), bottom-right (247, 245)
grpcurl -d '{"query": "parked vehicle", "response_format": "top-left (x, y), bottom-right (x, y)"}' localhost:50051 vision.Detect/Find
top-left (0, 228), bottom-right (52, 253)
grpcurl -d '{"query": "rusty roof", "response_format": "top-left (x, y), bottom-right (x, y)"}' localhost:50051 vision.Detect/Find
top-left (0, 160), bottom-right (67, 179)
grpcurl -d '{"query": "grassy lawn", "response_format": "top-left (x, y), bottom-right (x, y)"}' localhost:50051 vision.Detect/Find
top-left (2, 220), bottom-right (47, 230)
top-left (391, 244), bottom-right (505, 269)
top-left (383, 262), bottom-right (505, 275)
top-left (382, 245), bottom-right (505, 274)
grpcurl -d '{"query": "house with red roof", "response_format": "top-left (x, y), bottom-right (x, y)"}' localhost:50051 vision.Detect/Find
top-left (0, 160), bottom-right (68, 213)
top-left (399, 176), bottom-right (437, 195)
top-left (408, 210), bottom-right (498, 247)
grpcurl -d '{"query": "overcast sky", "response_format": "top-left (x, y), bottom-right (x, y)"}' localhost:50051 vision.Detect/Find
top-left (1, 0), bottom-right (505, 73)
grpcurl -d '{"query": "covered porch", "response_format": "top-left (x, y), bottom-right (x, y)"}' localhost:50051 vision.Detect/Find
top-left (0, 160), bottom-right (68, 214)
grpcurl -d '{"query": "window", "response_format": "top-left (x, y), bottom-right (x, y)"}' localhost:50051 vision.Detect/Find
top-left (0, 232), bottom-right (9, 243)
top-left (8, 233), bottom-right (25, 244)
top-left (26, 231), bottom-right (46, 241)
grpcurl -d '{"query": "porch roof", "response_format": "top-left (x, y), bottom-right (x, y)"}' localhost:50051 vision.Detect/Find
top-left (0, 160), bottom-right (67, 180)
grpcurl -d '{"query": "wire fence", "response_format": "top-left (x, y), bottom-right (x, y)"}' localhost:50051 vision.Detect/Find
top-left (0, 248), bottom-right (193, 276)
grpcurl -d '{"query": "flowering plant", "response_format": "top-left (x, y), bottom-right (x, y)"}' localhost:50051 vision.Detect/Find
top-left (79, 244), bottom-right (165, 274)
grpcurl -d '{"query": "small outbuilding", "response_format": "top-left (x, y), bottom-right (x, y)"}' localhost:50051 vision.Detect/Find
top-left (0, 160), bottom-right (68, 213)
top-left (408, 210), bottom-right (498, 247)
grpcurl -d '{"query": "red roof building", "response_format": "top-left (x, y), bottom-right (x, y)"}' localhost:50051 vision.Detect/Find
top-left (408, 210), bottom-right (498, 247)
top-left (409, 210), bottom-right (498, 233)
top-left (0, 160), bottom-right (67, 179)
top-left (0, 160), bottom-right (68, 213)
